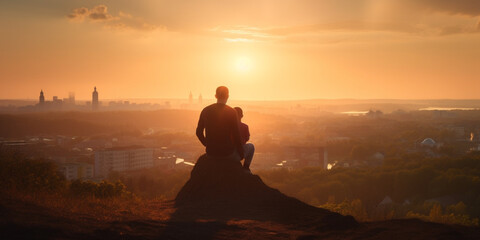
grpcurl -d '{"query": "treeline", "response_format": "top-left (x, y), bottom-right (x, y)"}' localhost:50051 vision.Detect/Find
top-left (0, 110), bottom-right (198, 137)
top-left (0, 109), bottom-right (302, 138)
top-left (257, 154), bottom-right (480, 225)
top-left (0, 152), bottom-right (131, 199)
top-left (0, 151), bottom-right (188, 200)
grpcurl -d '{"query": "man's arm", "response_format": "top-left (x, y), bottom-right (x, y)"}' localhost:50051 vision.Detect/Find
top-left (245, 125), bottom-right (250, 142)
top-left (196, 111), bottom-right (207, 146)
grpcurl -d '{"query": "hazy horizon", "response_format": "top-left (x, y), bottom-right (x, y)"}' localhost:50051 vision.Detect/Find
top-left (6, 96), bottom-right (480, 103)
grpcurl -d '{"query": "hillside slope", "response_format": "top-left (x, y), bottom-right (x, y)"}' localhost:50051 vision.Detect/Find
top-left (1, 155), bottom-right (480, 239)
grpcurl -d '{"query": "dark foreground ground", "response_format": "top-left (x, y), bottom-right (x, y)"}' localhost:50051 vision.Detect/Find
top-left (2, 155), bottom-right (480, 240)
top-left (1, 197), bottom-right (480, 240)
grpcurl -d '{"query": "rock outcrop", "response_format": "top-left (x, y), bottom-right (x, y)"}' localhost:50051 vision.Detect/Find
top-left (175, 154), bottom-right (357, 230)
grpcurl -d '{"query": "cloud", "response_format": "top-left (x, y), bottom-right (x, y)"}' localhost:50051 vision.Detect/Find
top-left (66, 7), bottom-right (89, 21)
top-left (67, 5), bottom-right (114, 22)
top-left (65, 1), bottom-right (480, 40)
top-left (211, 18), bottom-right (480, 45)
top-left (67, 5), bottom-right (162, 32)
top-left (415, 0), bottom-right (480, 16)
top-left (88, 5), bottom-right (113, 21)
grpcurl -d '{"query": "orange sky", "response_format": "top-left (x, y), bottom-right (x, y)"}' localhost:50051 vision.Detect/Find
top-left (1, 0), bottom-right (480, 101)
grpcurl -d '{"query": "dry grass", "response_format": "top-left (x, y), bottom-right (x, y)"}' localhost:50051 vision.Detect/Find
top-left (2, 189), bottom-right (174, 222)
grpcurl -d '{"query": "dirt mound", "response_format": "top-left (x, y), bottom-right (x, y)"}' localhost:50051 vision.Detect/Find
top-left (174, 154), bottom-right (357, 230)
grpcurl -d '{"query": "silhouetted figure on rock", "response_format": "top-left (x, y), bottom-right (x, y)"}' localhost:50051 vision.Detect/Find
top-left (175, 86), bottom-right (357, 230)
top-left (196, 86), bottom-right (244, 160)
top-left (234, 107), bottom-right (255, 172)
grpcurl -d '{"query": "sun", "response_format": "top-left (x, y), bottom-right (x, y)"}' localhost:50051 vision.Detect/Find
top-left (234, 56), bottom-right (252, 73)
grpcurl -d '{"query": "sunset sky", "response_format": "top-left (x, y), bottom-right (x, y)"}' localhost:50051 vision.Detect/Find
top-left (1, 0), bottom-right (480, 101)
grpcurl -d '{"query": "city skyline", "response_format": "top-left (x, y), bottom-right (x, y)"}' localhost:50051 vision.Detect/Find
top-left (26, 88), bottom-right (207, 102)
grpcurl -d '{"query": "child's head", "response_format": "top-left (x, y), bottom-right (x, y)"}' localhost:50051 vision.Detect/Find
top-left (234, 107), bottom-right (243, 120)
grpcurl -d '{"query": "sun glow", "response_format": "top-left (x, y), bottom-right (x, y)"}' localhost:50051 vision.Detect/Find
top-left (234, 56), bottom-right (252, 73)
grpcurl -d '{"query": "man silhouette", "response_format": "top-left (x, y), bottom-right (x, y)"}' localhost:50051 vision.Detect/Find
top-left (196, 86), bottom-right (244, 160)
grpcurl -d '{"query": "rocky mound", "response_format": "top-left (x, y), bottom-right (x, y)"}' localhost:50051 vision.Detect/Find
top-left (174, 154), bottom-right (357, 230)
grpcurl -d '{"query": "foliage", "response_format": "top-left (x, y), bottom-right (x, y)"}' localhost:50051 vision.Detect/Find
top-left (320, 199), bottom-right (369, 221)
top-left (258, 155), bottom-right (480, 226)
top-left (0, 153), bottom-right (66, 192)
top-left (0, 152), bottom-right (133, 200)
top-left (406, 203), bottom-right (479, 226)
top-left (69, 180), bottom-right (133, 199)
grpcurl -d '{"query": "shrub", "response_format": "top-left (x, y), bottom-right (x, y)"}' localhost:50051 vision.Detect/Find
top-left (69, 180), bottom-right (132, 199)
top-left (0, 153), bottom-right (66, 193)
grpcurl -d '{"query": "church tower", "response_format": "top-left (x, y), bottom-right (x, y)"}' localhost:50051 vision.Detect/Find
top-left (92, 87), bottom-right (99, 110)
top-left (39, 90), bottom-right (45, 105)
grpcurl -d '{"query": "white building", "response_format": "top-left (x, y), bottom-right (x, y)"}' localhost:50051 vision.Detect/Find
top-left (421, 138), bottom-right (436, 148)
top-left (94, 147), bottom-right (154, 178)
top-left (59, 162), bottom-right (94, 180)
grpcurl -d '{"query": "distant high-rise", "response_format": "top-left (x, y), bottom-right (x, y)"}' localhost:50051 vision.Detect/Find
top-left (318, 147), bottom-right (328, 170)
top-left (189, 91), bottom-right (193, 104)
top-left (92, 87), bottom-right (99, 110)
top-left (39, 90), bottom-right (45, 105)
top-left (68, 92), bottom-right (75, 105)
top-left (198, 94), bottom-right (203, 104)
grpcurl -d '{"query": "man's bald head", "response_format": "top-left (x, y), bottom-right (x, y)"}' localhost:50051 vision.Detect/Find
top-left (215, 86), bottom-right (229, 103)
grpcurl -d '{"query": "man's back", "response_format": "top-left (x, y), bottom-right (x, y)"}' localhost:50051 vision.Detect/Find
top-left (196, 103), bottom-right (242, 157)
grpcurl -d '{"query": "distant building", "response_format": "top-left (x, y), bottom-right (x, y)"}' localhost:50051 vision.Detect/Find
top-left (52, 96), bottom-right (63, 109)
top-left (0, 140), bottom-right (33, 153)
top-left (68, 92), bottom-right (75, 105)
top-left (39, 90), bottom-right (45, 105)
top-left (156, 156), bottom-right (177, 169)
top-left (189, 91), bottom-right (193, 104)
top-left (92, 87), bottom-right (99, 110)
top-left (321, 147), bottom-right (328, 169)
top-left (378, 196), bottom-right (393, 206)
top-left (282, 146), bottom-right (328, 169)
top-left (198, 94), bottom-right (203, 104)
top-left (59, 162), bottom-right (94, 180)
top-left (421, 138), bottom-right (436, 148)
top-left (94, 147), bottom-right (154, 178)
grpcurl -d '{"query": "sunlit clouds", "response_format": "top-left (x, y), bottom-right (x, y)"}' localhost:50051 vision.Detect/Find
top-left (67, 5), bottom-right (161, 32)
top-left (67, 5), bottom-right (114, 22)
top-left (0, 0), bottom-right (480, 100)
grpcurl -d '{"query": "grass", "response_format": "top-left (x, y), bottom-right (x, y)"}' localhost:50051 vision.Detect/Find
top-left (1, 189), bottom-right (174, 222)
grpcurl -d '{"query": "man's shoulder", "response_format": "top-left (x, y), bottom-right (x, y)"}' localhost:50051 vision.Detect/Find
top-left (202, 103), bottom-right (235, 112)
top-left (240, 122), bottom-right (249, 128)
top-left (201, 103), bottom-right (217, 113)
top-left (203, 103), bottom-right (217, 109)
